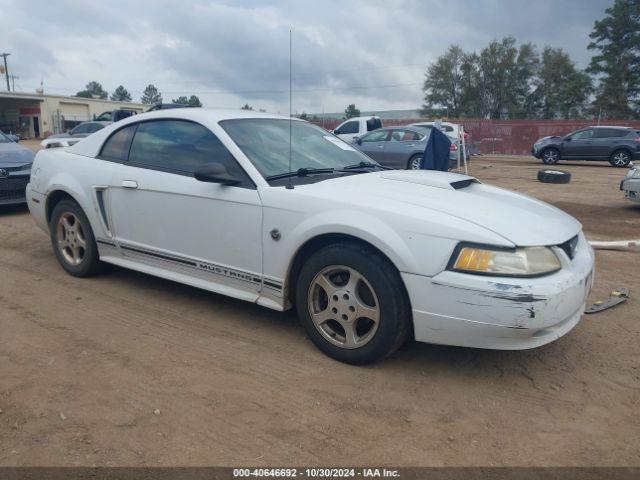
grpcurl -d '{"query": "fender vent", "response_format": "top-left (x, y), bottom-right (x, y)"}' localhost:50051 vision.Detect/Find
top-left (95, 189), bottom-right (110, 233)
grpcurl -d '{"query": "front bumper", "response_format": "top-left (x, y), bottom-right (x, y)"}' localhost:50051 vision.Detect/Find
top-left (403, 233), bottom-right (595, 350)
top-left (0, 175), bottom-right (29, 206)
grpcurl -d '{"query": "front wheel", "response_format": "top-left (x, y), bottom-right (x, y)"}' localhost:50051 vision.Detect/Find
top-left (541, 148), bottom-right (559, 165)
top-left (407, 154), bottom-right (422, 170)
top-left (295, 242), bottom-right (411, 364)
top-left (49, 199), bottom-right (103, 277)
top-left (609, 150), bottom-right (631, 167)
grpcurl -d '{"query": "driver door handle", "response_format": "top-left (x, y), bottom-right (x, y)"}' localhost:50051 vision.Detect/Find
top-left (377, 145), bottom-right (384, 149)
top-left (121, 180), bottom-right (138, 189)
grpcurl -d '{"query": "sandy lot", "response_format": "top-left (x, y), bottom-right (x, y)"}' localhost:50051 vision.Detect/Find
top-left (0, 155), bottom-right (639, 467)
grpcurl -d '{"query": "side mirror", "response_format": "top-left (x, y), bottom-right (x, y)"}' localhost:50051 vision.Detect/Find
top-left (194, 163), bottom-right (241, 185)
top-left (333, 129), bottom-right (340, 135)
top-left (564, 136), bottom-right (572, 142)
top-left (354, 137), bottom-right (361, 145)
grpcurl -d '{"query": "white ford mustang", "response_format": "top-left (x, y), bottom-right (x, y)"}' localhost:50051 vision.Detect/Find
top-left (26, 109), bottom-right (595, 364)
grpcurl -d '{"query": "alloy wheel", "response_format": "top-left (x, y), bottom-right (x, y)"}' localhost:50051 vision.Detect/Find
top-left (307, 265), bottom-right (380, 349)
top-left (543, 149), bottom-right (559, 164)
top-left (613, 151), bottom-right (630, 166)
top-left (56, 212), bottom-right (86, 266)
top-left (410, 156), bottom-right (422, 170)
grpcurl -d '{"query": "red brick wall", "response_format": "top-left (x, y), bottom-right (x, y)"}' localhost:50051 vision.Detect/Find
top-left (310, 118), bottom-right (640, 155)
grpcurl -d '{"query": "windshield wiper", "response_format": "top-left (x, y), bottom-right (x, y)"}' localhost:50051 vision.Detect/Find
top-left (343, 161), bottom-right (392, 171)
top-left (266, 167), bottom-right (336, 181)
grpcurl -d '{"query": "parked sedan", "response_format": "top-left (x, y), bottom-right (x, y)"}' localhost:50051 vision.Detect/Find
top-left (532, 126), bottom-right (640, 167)
top-left (354, 126), bottom-right (460, 170)
top-left (0, 131), bottom-right (35, 205)
top-left (27, 109), bottom-right (594, 364)
top-left (41, 121), bottom-right (110, 149)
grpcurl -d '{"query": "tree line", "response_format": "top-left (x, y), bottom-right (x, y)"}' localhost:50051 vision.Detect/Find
top-left (421, 0), bottom-right (640, 119)
top-left (75, 82), bottom-right (202, 107)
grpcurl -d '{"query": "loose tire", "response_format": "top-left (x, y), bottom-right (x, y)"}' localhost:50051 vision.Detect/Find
top-left (49, 199), bottom-right (103, 277)
top-left (407, 154), bottom-right (422, 170)
top-left (541, 148), bottom-right (560, 165)
top-left (295, 242), bottom-right (411, 365)
top-left (537, 169), bottom-right (571, 184)
top-left (609, 149), bottom-right (631, 168)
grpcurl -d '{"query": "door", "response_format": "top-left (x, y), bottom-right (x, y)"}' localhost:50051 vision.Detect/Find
top-left (562, 128), bottom-right (596, 158)
top-left (384, 129), bottom-right (425, 168)
top-left (334, 120), bottom-right (360, 143)
top-left (105, 119), bottom-right (264, 297)
top-left (592, 128), bottom-right (627, 158)
top-left (356, 129), bottom-right (390, 162)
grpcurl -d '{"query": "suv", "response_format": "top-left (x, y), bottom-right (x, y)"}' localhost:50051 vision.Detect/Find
top-left (532, 126), bottom-right (640, 167)
top-left (332, 116), bottom-right (382, 143)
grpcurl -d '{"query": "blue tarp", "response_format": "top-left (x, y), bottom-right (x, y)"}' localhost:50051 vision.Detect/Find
top-left (420, 127), bottom-right (452, 171)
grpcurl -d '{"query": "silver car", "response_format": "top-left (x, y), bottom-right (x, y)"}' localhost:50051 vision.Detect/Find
top-left (354, 125), bottom-right (460, 170)
top-left (0, 131), bottom-right (35, 206)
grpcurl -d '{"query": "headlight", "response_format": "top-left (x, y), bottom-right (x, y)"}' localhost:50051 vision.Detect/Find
top-left (450, 245), bottom-right (561, 277)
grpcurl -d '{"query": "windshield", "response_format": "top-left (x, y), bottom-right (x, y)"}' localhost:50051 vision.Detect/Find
top-left (220, 118), bottom-right (375, 179)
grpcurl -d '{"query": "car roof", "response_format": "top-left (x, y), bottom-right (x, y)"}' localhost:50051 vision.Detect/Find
top-left (589, 125), bottom-right (633, 129)
top-left (70, 108), bottom-right (297, 158)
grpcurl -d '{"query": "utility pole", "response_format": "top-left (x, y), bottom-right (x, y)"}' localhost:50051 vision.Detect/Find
top-left (9, 75), bottom-right (18, 92)
top-left (0, 53), bottom-right (10, 91)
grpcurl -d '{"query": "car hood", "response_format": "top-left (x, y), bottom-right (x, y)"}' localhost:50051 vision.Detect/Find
top-left (299, 170), bottom-right (581, 246)
top-left (0, 142), bottom-right (35, 165)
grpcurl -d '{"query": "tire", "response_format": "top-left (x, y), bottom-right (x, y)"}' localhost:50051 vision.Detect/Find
top-left (49, 199), bottom-right (103, 277)
top-left (295, 242), bottom-right (411, 365)
top-left (541, 148), bottom-right (560, 165)
top-left (537, 169), bottom-right (571, 184)
top-left (407, 154), bottom-right (422, 170)
top-left (609, 149), bottom-right (631, 168)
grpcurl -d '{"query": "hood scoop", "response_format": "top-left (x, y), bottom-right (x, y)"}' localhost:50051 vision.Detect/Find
top-left (379, 170), bottom-right (480, 190)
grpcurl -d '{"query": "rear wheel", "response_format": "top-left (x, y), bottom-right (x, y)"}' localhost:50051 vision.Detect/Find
top-left (49, 199), bottom-right (103, 277)
top-left (295, 242), bottom-right (411, 364)
top-left (407, 154), bottom-right (422, 170)
top-left (541, 148), bottom-right (560, 165)
top-left (609, 149), bottom-right (631, 167)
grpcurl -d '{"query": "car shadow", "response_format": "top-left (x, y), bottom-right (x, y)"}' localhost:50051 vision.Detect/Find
top-left (97, 263), bottom-right (561, 377)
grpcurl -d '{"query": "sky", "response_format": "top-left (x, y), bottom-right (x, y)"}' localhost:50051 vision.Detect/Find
top-left (0, 0), bottom-right (610, 114)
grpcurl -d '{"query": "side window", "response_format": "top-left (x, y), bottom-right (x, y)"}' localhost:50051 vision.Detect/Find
top-left (595, 128), bottom-right (627, 138)
top-left (389, 129), bottom-right (420, 142)
top-left (361, 130), bottom-right (389, 143)
top-left (570, 129), bottom-right (594, 140)
top-left (95, 112), bottom-right (112, 122)
top-left (99, 124), bottom-right (137, 162)
top-left (366, 118), bottom-right (382, 131)
top-left (338, 121), bottom-right (359, 135)
top-left (87, 123), bottom-right (104, 133)
top-left (127, 120), bottom-right (251, 185)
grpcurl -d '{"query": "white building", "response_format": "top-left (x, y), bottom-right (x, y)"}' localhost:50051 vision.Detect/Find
top-left (0, 91), bottom-right (147, 139)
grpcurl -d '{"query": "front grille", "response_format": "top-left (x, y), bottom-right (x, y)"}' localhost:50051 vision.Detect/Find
top-left (0, 176), bottom-right (29, 202)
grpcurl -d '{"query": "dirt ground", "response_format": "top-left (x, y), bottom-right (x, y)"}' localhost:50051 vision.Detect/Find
top-left (0, 153), bottom-right (639, 467)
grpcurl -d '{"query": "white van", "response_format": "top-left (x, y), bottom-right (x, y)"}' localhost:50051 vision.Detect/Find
top-left (332, 116), bottom-right (383, 143)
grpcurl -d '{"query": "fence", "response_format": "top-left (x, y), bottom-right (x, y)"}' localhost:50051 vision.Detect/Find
top-left (310, 118), bottom-right (640, 155)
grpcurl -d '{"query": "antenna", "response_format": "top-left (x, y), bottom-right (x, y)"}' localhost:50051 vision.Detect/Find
top-left (286, 29), bottom-right (294, 190)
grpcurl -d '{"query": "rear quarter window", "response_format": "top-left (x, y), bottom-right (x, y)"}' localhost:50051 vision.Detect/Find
top-left (99, 124), bottom-right (137, 162)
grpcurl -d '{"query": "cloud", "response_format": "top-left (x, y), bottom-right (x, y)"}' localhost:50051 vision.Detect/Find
top-left (0, 0), bottom-right (608, 113)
